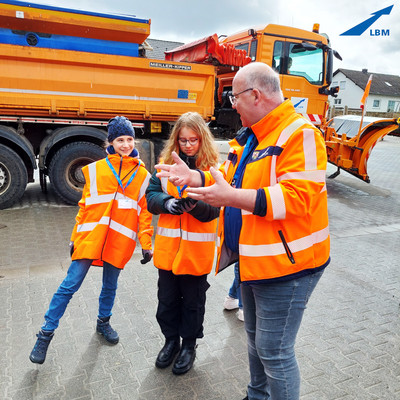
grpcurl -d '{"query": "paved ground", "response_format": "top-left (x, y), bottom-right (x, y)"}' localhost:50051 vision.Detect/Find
top-left (0, 136), bottom-right (399, 400)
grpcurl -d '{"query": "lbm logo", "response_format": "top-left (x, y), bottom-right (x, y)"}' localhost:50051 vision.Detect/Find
top-left (340, 5), bottom-right (393, 36)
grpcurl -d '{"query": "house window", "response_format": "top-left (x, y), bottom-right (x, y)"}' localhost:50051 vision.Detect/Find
top-left (387, 100), bottom-right (395, 112)
top-left (373, 100), bottom-right (380, 108)
top-left (332, 81), bottom-right (338, 86)
top-left (339, 81), bottom-right (346, 89)
top-left (334, 98), bottom-right (342, 105)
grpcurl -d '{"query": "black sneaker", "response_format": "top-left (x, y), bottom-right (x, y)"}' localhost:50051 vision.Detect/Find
top-left (29, 330), bottom-right (54, 364)
top-left (96, 317), bottom-right (119, 344)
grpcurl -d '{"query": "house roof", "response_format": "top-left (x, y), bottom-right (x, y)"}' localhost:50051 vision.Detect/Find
top-left (145, 38), bottom-right (184, 60)
top-left (334, 68), bottom-right (400, 97)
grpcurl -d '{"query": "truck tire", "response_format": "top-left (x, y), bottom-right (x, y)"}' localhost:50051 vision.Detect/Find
top-left (0, 144), bottom-right (28, 209)
top-left (49, 142), bottom-right (106, 205)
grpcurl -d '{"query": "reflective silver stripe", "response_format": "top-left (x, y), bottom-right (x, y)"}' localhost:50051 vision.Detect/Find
top-left (88, 162), bottom-right (98, 197)
top-left (85, 193), bottom-right (116, 205)
top-left (76, 216), bottom-right (136, 240)
top-left (157, 226), bottom-right (181, 238)
top-left (181, 230), bottom-right (216, 242)
top-left (268, 184), bottom-right (286, 220)
top-left (109, 219), bottom-right (137, 240)
top-left (270, 118), bottom-right (307, 184)
top-left (161, 177), bottom-right (169, 193)
top-left (76, 216), bottom-right (110, 232)
top-left (157, 226), bottom-right (216, 242)
top-left (239, 226), bottom-right (329, 257)
top-left (138, 172), bottom-right (150, 215)
top-left (85, 192), bottom-right (138, 208)
top-left (303, 129), bottom-right (317, 170)
top-left (277, 170), bottom-right (326, 183)
top-left (139, 173), bottom-right (150, 202)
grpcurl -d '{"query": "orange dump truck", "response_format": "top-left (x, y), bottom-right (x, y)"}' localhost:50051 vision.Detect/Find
top-left (1, 1), bottom-right (398, 209)
top-left (0, 1), bottom-right (216, 208)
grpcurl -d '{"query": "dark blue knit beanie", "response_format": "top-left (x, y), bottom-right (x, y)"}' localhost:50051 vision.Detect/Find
top-left (107, 116), bottom-right (135, 142)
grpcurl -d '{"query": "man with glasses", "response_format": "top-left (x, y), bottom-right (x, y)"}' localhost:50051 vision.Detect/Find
top-left (156, 62), bottom-right (330, 400)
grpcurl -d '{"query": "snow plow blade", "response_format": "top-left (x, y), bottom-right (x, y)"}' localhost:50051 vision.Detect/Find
top-left (323, 115), bottom-right (400, 183)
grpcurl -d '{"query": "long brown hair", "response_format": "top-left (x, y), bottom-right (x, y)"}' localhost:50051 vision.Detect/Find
top-left (160, 112), bottom-right (219, 170)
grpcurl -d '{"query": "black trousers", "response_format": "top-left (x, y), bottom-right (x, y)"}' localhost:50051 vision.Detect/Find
top-left (156, 269), bottom-right (210, 343)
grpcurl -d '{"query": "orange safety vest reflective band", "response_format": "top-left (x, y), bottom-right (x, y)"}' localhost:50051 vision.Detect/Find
top-left (153, 175), bottom-right (217, 276)
top-left (215, 100), bottom-right (330, 281)
top-left (71, 154), bottom-right (153, 269)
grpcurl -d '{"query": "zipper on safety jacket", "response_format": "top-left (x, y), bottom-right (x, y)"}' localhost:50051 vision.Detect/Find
top-left (278, 230), bottom-right (295, 264)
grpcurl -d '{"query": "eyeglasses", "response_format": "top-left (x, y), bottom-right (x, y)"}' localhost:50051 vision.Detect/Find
top-left (229, 88), bottom-right (254, 105)
top-left (178, 138), bottom-right (199, 146)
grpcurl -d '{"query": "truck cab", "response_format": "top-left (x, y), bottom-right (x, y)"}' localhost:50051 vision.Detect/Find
top-left (213, 24), bottom-right (337, 133)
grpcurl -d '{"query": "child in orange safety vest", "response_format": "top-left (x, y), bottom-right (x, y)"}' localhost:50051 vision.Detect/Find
top-left (145, 112), bottom-right (219, 375)
top-left (29, 116), bottom-right (154, 365)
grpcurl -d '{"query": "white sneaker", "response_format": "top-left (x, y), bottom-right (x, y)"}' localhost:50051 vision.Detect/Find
top-left (237, 308), bottom-right (244, 321)
top-left (223, 295), bottom-right (239, 310)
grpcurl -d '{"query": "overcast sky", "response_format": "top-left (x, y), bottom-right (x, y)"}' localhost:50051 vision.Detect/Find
top-left (16, 0), bottom-right (400, 76)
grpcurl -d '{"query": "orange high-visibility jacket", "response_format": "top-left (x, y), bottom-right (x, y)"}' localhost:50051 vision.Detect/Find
top-left (70, 153), bottom-right (153, 269)
top-left (213, 100), bottom-right (330, 281)
top-left (153, 174), bottom-right (218, 276)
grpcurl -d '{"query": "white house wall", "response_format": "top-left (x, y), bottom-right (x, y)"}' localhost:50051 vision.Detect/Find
top-left (329, 71), bottom-right (364, 110)
top-left (329, 71), bottom-right (400, 113)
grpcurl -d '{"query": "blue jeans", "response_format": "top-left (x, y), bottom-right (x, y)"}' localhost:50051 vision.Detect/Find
top-left (228, 262), bottom-right (243, 308)
top-left (41, 259), bottom-right (121, 331)
top-left (242, 270), bottom-right (324, 400)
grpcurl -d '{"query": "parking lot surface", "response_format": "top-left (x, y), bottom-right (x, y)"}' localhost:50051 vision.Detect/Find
top-left (1, 136), bottom-right (399, 400)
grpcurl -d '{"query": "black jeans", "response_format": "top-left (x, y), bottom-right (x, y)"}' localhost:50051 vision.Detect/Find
top-left (156, 269), bottom-right (209, 343)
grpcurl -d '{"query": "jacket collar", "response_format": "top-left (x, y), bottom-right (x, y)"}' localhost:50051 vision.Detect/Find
top-left (251, 99), bottom-right (295, 142)
top-left (106, 145), bottom-right (139, 159)
top-left (179, 150), bottom-right (197, 170)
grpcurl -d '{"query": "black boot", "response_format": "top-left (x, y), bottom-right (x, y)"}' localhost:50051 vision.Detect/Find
top-left (155, 338), bottom-right (180, 368)
top-left (172, 344), bottom-right (197, 375)
top-left (96, 317), bottom-right (119, 344)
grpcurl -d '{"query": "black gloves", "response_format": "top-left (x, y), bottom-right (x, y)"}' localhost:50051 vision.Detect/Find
top-left (140, 249), bottom-right (153, 264)
top-left (69, 241), bottom-right (74, 257)
top-left (179, 198), bottom-right (198, 213)
top-left (164, 197), bottom-right (198, 215)
top-left (164, 198), bottom-right (182, 215)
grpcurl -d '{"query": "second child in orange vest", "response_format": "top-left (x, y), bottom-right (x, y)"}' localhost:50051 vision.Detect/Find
top-left (29, 116), bottom-right (154, 365)
top-left (145, 112), bottom-right (219, 375)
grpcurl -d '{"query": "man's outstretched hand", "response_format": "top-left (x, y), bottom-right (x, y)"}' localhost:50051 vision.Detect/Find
top-left (185, 167), bottom-right (234, 207)
top-left (155, 152), bottom-right (201, 187)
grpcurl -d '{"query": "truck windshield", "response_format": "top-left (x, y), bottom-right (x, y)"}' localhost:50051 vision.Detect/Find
top-left (273, 41), bottom-right (324, 85)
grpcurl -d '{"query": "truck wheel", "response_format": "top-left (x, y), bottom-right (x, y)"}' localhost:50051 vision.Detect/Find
top-left (49, 142), bottom-right (106, 205)
top-left (0, 144), bottom-right (28, 209)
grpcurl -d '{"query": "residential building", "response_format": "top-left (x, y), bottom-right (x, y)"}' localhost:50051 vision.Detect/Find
top-left (329, 68), bottom-right (400, 115)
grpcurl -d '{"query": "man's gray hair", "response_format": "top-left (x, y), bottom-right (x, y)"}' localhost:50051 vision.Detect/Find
top-left (246, 67), bottom-right (282, 96)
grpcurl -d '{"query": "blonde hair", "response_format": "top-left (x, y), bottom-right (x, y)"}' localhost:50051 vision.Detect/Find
top-left (160, 112), bottom-right (219, 170)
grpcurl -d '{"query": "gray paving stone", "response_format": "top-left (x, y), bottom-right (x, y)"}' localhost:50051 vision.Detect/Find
top-left (1, 135), bottom-right (399, 399)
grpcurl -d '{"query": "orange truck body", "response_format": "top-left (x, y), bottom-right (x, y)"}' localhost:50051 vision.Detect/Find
top-left (0, 42), bottom-right (215, 123)
top-left (0, 1), bottom-right (217, 209)
top-left (0, 1), bottom-right (398, 210)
